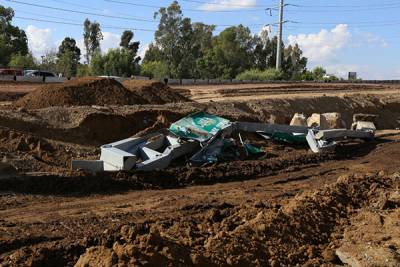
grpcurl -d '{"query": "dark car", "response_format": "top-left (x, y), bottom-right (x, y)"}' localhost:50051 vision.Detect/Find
top-left (25, 70), bottom-right (56, 77)
top-left (0, 69), bottom-right (23, 76)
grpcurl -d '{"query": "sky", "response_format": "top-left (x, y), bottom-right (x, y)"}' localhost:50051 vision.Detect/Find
top-left (1, 0), bottom-right (400, 79)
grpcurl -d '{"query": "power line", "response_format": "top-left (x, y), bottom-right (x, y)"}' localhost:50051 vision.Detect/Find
top-left (105, 0), bottom-right (264, 13)
top-left (13, 16), bottom-right (156, 32)
top-left (6, 0), bottom-right (157, 22)
top-left (12, 14), bottom-right (266, 32)
top-left (180, 0), bottom-right (267, 8)
top-left (292, 1), bottom-right (400, 8)
top-left (285, 4), bottom-right (400, 13)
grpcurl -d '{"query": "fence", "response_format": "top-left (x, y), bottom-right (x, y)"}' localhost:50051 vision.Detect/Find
top-left (1, 75), bottom-right (400, 85)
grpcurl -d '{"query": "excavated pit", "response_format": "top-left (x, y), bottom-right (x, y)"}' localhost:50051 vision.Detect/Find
top-left (0, 82), bottom-right (400, 266)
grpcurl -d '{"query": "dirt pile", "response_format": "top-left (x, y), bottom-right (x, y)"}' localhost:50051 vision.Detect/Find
top-left (0, 127), bottom-right (97, 173)
top-left (14, 77), bottom-right (148, 109)
top-left (64, 171), bottom-right (400, 267)
top-left (123, 80), bottom-right (191, 104)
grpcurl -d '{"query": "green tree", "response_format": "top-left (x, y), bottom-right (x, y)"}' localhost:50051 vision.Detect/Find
top-left (57, 37), bottom-right (81, 76)
top-left (83, 19), bottom-right (103, 63)
top-left (40, 50), bottom-right (58, 73)
top-left (8, 53), bottom-right (37, 69)
top-left (282, 44), bottom-right (308, 79)
top-left (141, 61), bottom-right (168, 79)
top-left (57, 50), bottom-right (75, 78)
top-left (199, 25), bottom-right (254, 79)
top-left (153, 1), bottom-right (183, 78)
top-left (0, 5), bottom-right (29, 67)
top-left (312, 66), bottom-right (327, 80)
top-left (90, 48), bottom-right (140, 77)
top-left (142, 43), bottom-right (163, 62)
top-left (120, 30), bottom-right (140, 54)
top-left (76, 64), bottom-right (91, 77)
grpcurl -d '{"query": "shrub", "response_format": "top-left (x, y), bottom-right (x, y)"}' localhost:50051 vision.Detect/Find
top-left (236, 68), bottom-right (283, 81)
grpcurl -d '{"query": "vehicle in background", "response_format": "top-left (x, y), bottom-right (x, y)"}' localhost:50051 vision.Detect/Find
top-left (23, 69), bottom-right (37, 76)
top-left (25, 70), bottom-right (56, 77)
top-left (0, 69), bottom-right (23, 76)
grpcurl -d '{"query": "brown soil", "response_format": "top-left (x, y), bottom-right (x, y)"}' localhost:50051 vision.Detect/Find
top-left (123, 80), bottom-right (191, 104)
top-left (14, 77), bottom-right (148, 109)
top-left (0, 82), bottom-right (399, 266)
top-left (174, 82), bottom-right (400, 102)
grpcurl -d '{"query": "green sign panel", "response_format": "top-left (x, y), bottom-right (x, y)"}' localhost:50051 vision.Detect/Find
top-left (169, 112), bottom-right (231, 142)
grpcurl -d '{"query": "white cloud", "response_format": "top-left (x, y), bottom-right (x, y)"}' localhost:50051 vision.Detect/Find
top-left (200, 0), bottom-right (257, 11)
top-left (138, 43), bottom-right (149, 61)
top-left (287, 24), bottom-right (351, 64)
top-left (364, 33), bottom-right (388, 47)
top-left (100, 32), bottom-right (121, 53)
top-left (26, 25), bottom-right (56, 57)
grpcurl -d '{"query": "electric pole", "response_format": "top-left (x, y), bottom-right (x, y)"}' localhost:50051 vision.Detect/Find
top-left (276, 0), bottom-right (284, 70)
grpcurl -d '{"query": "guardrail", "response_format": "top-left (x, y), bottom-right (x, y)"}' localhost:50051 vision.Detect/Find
top-left (1, 75), bottom-right (400, 85)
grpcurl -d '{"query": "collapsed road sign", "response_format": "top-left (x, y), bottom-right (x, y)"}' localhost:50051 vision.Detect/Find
top-left (169, 111), bottom-right (232, 142)
top-left (72, 112), bottom-right (376, 172)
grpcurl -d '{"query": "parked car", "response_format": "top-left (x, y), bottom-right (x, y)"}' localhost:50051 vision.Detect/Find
top-left (0, 69), bottom-right (23, 76)
top-left (25, 70), bottom-right (56, 77)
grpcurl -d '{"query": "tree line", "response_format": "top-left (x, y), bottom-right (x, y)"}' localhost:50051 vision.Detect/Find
top-left (0, 2), bottom-right (337, 81)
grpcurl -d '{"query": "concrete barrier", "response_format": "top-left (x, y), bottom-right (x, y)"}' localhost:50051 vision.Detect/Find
top-left (16, 76), bottom-right (43, 83)
top-left (181, 79), bottom-right (195, 85)
top-left (46, 77), bottom-right (66, 83)
top-left (0, 75), bottom-right (15, 81)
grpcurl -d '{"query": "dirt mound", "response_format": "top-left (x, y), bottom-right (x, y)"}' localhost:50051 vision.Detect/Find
top-left (15, 77), bottom-right (148, 109)
top-left (123, 80), bottom-right (191, 104)
top-left (22, 171), bottom-right (396, 267)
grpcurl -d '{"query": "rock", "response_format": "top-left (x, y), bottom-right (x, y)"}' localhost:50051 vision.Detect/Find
top-left (351, 121), bottom-right (376, 132)
top-left (17, 107), bottom-right (27, 113)
top-left (74, 246), bottom-right (117, 267)
top-left (120, 225), bottom-right (136, 241)
top-left (322, 248), bottom-right (339, 263)
top-left (307, 113), bottom-right (329, 130)
top-left (322, 112), bottom-right (346, 129)
top-left (375, 193), bottom-right (390, 210)
top-left (290, 113), bottom-right (307, 127)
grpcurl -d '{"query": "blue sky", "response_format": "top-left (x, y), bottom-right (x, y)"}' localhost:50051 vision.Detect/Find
top-left (1, 0), bottom-right (400, 79)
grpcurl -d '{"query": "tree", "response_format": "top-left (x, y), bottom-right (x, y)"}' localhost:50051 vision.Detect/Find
top-left (0, 5), bottom-right (28, 67)
top-left (312, 66), bottom-right (327, 80)
top-left (57, 37), bottom-right (81, 76)
top-left (120, 30), bottom-right (140, 54)
top-left (90, 48), bottom-right (140, 77)
top-left (141, 61), bottom-right (168, 79)
top-left (40, 50), bottom-right (58, 73)
top-left (153, 1), bottom-right (183, 78)
top-left (149, 1), bottom-right (216, 79)
top-left (57, 50), bottom-right (75, 78)
top-left (282, 44), bottom-right (307, 79)
top-left (83, 19), bottom-right (103, 63)
top-left (8, 53), bottom-right (37, 69)
top-left (199, 25), bottom-right (254, 79)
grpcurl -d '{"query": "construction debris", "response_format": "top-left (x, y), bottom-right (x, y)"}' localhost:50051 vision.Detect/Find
top-left (351, 121), bottom-right (377, 133)
top-left (307, 113), bottom-right (330, 129)
top-left (72, 111), bottom-right (376, 172)
top-left (290, 113), bottom-right (307, 127)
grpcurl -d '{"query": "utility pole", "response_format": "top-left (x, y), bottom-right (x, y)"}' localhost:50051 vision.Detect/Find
top-left (276, 0), bottom-right (284, 70)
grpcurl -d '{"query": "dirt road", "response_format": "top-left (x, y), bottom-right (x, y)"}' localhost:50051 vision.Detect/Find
top-left (173, 82), bottom-right (400, 102)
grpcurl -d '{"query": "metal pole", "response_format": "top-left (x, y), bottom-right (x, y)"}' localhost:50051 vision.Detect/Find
top-left (276, 0), bottom-right (284, 70)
